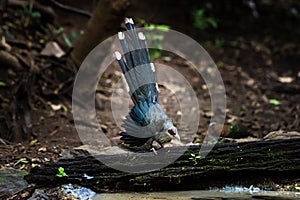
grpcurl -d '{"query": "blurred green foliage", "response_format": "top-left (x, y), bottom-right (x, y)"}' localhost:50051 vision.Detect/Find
top-left (138, 19), bottom-right (170, 60)
top-left (193, 9), bottom-right (218, 30)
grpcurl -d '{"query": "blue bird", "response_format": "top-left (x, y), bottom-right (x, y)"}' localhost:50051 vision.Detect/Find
top-left (114, 18), bottom-right (180, 150)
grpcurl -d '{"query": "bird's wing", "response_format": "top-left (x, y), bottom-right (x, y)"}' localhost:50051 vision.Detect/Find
top-left (122, 102), bottom-right (166, 137)
top-left (121, 114), bottom-right (153, 138)
top-left (119, 132), bottom-right (151, 147)
top-left (115, 18), bottom-right (158, 105)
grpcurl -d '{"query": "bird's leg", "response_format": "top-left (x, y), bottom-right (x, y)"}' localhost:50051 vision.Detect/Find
top-left (145, 137), bottom-right (155, 149)
top-left (150, 147), bottom-right (158, 155)
top-left (124, 137), bottom-right (156, 153)
top-left (147, 136), bottom-right (165, 150)
top-left (156, 141), bottom-right (164, 149)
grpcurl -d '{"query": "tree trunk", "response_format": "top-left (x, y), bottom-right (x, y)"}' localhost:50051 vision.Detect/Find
top-left (25, 138), bottom-right (300, 192)
top-left (69, 0), bottom-right (131, 68)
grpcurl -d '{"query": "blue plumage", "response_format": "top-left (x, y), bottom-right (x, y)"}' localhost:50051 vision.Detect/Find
top-left (115, 18), bottom-right (180, 149)
top-left (129, 102), bottom-right (153, 126)
top-left (116, 18), bottom-right (158, 110)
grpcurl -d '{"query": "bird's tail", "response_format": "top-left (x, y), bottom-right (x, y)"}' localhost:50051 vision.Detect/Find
top-left (114, 18), bottom-right (158, 105)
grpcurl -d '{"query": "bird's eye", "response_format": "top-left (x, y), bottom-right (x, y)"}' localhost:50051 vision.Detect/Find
top-left (168, 129), bottom-right (176, 136)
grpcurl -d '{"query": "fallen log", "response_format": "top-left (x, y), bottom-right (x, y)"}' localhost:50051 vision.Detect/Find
top-left (25, 138), bottom-right (300, 192)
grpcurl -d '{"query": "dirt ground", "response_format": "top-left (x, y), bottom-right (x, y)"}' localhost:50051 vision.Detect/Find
top-left (0, 1), bottom-right (300, 175)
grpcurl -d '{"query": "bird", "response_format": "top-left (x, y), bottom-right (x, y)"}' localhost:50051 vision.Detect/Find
top-left (114, 18), bottom-right (180, 150)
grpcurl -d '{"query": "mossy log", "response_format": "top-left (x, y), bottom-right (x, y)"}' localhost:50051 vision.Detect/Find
top-left (25, 139), bottom-right (300, 192)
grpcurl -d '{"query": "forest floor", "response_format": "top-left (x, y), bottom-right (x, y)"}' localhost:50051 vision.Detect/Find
top-left (0, 1), bottom-right (300, 197)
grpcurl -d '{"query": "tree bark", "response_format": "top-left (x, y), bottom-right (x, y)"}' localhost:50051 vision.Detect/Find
top-left (69, 0), bottom-right (131, 68)
top-left (25, 138), bottom-right (300, 192)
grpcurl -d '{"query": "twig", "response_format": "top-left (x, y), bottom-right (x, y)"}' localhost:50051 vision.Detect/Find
top-left (48, 0), bottom-right (92, 18)
top-left (6, 38), bottom-right (41, 49)
top-left (0, 50), bottom-right (22, 71)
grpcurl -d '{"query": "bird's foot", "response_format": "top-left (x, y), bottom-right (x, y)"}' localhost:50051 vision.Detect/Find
top-left (150, 147), bottom-right (158, 155)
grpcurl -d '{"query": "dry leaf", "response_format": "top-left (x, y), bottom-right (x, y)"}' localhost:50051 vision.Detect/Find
top-left (41, 41), bottom-right (65, 58)
top-left (38, 146), bottom-right (47, 152)
top-left (50, 104), bottom-right (62, 111)
top-left (278, 76), bottom-right (293, 83)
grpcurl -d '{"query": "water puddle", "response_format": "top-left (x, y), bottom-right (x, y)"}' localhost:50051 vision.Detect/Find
top-left (94, 190), bottom-right (300, 200)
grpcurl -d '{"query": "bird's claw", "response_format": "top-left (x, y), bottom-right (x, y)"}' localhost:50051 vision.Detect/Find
top-left (150, 147), bottom-right (158, 155)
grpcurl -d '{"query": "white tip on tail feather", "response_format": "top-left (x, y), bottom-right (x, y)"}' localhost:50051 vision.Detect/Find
top-left (138, 32), bottom-right (146, 40)
top-left (118, 32), bottom-right (125, 40)
top-left (125, 18), bottom-right (134, 24)
top-left (150, 63), bottom-right (155, 72)
top-left (114, 51), bottom-right (122, 60)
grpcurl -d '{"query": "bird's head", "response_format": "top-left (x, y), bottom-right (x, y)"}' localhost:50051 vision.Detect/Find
top-left (154, 121), bottom-right (180, 146)
top-left (166, 126), bottom-right (180, 141)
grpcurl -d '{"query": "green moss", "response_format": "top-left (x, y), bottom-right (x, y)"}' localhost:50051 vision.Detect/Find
top-left (0, 177), bottom-right (5, 185)
top-left (135, 176), bottom-right (144, 181)
top-left (208, 157), bottom-right (233, 165)
top-left (266, 150), bottom-right (284, 160)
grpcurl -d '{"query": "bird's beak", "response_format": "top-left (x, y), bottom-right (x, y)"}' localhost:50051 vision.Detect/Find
top-left (175, 134), bottom-right (180, 141)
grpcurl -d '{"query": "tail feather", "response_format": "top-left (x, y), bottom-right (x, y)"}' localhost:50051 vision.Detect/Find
top-left (116, 18), bottom-right (160, 147)
top-left (115, 18), bottom-right (158, 105)
top-left (138, 32), bottom-right (157, 102)
top-left (124, 18), bottom-right (143, 69)
top-left (124, 17), bottom-right (135, 30)
top-left (118, 32), bottom-right (134, 70)
top-left (137, 32), bottom-right (151, 65)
